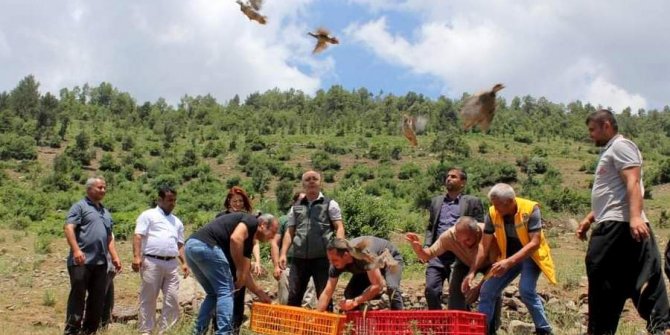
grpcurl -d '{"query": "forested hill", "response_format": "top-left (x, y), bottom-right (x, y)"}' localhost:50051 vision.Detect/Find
top-left (2, 74), bottom-right (670, 242)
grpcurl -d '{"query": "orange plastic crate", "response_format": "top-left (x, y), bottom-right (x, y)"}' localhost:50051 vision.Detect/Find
top-left (344, 310), bottom-right (487, 335)
top-left (250, 302), bottom-right (346, 335)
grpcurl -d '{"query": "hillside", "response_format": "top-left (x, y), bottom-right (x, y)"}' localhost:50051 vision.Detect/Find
top-left (2, 76), bottom-right (670, 334)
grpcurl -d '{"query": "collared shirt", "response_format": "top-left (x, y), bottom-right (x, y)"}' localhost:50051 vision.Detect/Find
top-left (66, 197), bottom-right (113, 266)
top-left (286, 192), bottom-right (342, 228)
top-left (591, 134), bottom-right (648, 223)
top-left (432, 194), bottom-right (460, 265)
top-left (135, 206), bottom-right (184, 257)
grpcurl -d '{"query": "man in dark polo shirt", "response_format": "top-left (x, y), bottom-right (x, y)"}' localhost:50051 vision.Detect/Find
top-left (63, 177), bottom-right (122, 335)
top-left (316, 237), bottom-right (404, 312)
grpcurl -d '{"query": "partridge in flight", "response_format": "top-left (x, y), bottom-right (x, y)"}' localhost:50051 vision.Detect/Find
top-left (460, 83), bottom-right (505, 132)
top-left (308, 27), bottom-right (339, 54)
top-left (236, 0), bottom-right (267, 25)
top-left (402, 114), bottom-right (418, 146)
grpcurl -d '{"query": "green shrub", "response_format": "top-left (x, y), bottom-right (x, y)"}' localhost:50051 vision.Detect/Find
top-left (0, 134), bottom-right (37, 160)
top-left (34, 235), bottom-right (52, 254)
top-left (42, 289), bottom-right (56, 307)
top-left (398, 163), bottom-right (421, 180)
top-left (311, 152), bottom-right (341, 171)
top-left (9, 216), bottom-right (31, 230)
top-left (335, 187), bottom-right (393, 239)
top-left (323, 141), bottom-right (349, 155)
top-left (99, 153), bottom-right (121, 172)
top-left (275, 180), bottom-right (295, 212)
top-left (513, 133), bottom-right (534, 144)
top-left (344, 164), bottom-right (375, 182)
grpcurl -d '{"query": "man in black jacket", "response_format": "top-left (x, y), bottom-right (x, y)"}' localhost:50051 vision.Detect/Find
top-left (424, 168), bottom-right (484, 310)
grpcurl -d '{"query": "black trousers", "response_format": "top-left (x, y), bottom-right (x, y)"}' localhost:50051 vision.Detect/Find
top-left (586, 221), bottom-right (670, 335)
top-left (288, 257), bottom-right (331, 310)
top-left (101, 271), bottom-right (115, 328)
top-left (425, 253), bottom-right (455, 310)
top-left (344, 269), bottom-right (404, 310)
top-left (232, 287), bottom-right (246, 334)
top-left (64, 264), bottom-right (109, 335)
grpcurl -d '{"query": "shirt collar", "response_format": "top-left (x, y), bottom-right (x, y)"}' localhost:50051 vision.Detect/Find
top-left (84, 197), bottom-right (104, 209)
top-left (444, 193), bottom-right (461, 203)
top-left (156, 206), bottom-right (171, 217)
top-left (603, 134), bottom-right (623, 152)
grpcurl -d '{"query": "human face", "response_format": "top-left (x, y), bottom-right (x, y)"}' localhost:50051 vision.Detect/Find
top-left (587, 120), bottom-right (611, 147)
top-left (302, 171), bottom-right (321, 193)
top-left (455, 228), bottom-right (479, 249)
top-left (491, 197), bottom-right (517, 216)
top-left (327, 249), bottom-right (351, 270)
top-left (87, 180), bottom-right (107, 202)
top-left (257, 219), bottom-right (278, 242)
top-left (229, 194), bottom-right (245, 213)
top-left (158, 192), bottom-right (177, 215)
top-left (445, 170), bottom-right (465, 193)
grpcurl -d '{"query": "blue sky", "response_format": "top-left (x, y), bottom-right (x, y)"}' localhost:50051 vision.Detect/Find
top-left (0, 0), bottom-right (669, 111)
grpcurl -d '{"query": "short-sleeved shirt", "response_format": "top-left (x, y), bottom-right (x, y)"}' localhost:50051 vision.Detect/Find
top-left (591, 135), bottom-right (649, 223)
top-left (427, 223), bottom-right (497, 268)
top-left (135, 206), bottom-right (185, 257)
top-left (189, 212), bottom-right (258, 274)
top-left (66, 198), bottom-right (113, 266)
top-left (328, 236), bottom-right (397, 278)
top-left (484, 207), bottom-right (541, 258)
top-left (286, 192), bottom-right (342, 228)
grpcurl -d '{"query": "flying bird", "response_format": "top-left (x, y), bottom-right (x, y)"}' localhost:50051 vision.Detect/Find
top-left (459, 83), bottom-right (505, 132)
top-left (308, 28), bottom-right (339, 54)
top-left (236, 0), bottom-right (267, 25)
top-left (402, 114), bottom-right (418, 146)
top-left (349, 238), bottom-right (401, 274)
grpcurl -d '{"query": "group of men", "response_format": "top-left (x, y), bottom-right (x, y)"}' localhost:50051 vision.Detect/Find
top-left (63, 109), bottom-right (670, 335)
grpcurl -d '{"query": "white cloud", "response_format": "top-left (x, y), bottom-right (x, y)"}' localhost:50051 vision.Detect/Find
top-left (346, 0), bottom-right (669, 109)
top-left (0, 0), bottom-right (329, 104)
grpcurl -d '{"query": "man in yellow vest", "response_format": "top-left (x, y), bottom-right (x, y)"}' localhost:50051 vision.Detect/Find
top-left (463, 183), bottom-right (555, 335)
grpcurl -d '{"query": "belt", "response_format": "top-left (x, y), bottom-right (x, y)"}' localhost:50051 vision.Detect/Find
top-left (145, 254), bottom-right (176, 261)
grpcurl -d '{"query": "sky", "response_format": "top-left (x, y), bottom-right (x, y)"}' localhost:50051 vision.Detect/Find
top-left (1, 0), bottom-right (669, 112)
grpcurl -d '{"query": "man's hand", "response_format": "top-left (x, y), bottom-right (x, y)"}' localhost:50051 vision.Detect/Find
top-left (404, 232), bottom-right (422, 247)
top-left (630, 217), bottom-right (650, 242)
top-left (338, 298), bottom-right (358, 311)
top-left (490, 259), bottom-right (512, 277)
top-left (112, 257), bottom-right (122, 273)
top-left (132, 256), bottom-right (142, 272)
top-left (461, 273), bottom-right (475, 294)
top-left (252, 261), bottom-right (263, 277)
top-left (278, 255), bottom-right (287, 270)
top-left (256, 290), bottom-right (272, 304)
top-left (576, 219), bottom-right (591, 241)
top-left (464, 283), bottom-right (482, 305)
top-left (181, 263), bottom-right (190, 278)
top-left (73, 249), bottom-right (86, 265)
top-left (273, 266), bottom-right (282, 281)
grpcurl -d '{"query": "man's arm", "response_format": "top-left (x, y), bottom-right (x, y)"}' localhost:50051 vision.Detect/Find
top-left (245, 273), bottom-right (271, 303)
top-left (108, 233), bottom-right (122, 273)
top-left (279, 226), bottom-right (295, 269)
top-left (345, 269), bottom-right (385, 311)
top-left (424, 199), bottom-right (438, 247)
top-left (316, 277), bottom-right (338, 312)
top-left (576, 211), bottom-right (595, 241)
top-left (64, 223), bottom-right (85, 265)
top-left (332, 220), bottom-right (345, 239)
top-left (230, 222), bottom-right (250, 288)
top-left (406, 232), bottom-right (441, 262)
top-left (489, 231), bottom-right (540, 277)
top-left (132, 233), bottom-right (143, 272)
top-left (270, 232), bottom-right (282, 280)
top-left (251, 240), bottom-right (262, 276)
top-left (178, 242), bottom-right (189, 278)
top-left (462, 233), bottom-right (494, 293)
top-left (621, 166), bottom-right (649, 241)
top-left (470, 197), bottom-right (485, 223)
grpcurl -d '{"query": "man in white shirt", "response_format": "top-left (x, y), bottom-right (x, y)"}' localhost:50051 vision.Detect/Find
top-left (132, 185), bottom-right (189, 335)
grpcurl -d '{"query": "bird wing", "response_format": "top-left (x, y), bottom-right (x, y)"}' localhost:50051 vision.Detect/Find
top-left (459, 95), bottom-right (482, 130)
top-left (249, 0), bottom-right (263, 10)
top-left (312, 40), bottom-right (328, 54)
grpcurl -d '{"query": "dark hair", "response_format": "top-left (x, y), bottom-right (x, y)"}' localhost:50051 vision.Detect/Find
top-left (223, 186), bottom-right (253, 213)
top-left (326, 238), bottom-right (351, 256)
top-left (158, 185), bottom-right (177, 198)
top-left (586, 109), bottom-right (618, 132)
top-left (445, 167), bottom-right (467, 182)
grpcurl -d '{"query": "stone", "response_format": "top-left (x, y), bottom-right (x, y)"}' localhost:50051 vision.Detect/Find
top-left (508, 320), bottom-right (535, 335)
top-left (503, 286), bottom-right (518, 297)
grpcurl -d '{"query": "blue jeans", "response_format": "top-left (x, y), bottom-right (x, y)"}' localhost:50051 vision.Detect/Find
top-left (185, 238), bottom-right (235, 335)
top-left (479, 258), bottom-right (551, 334)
